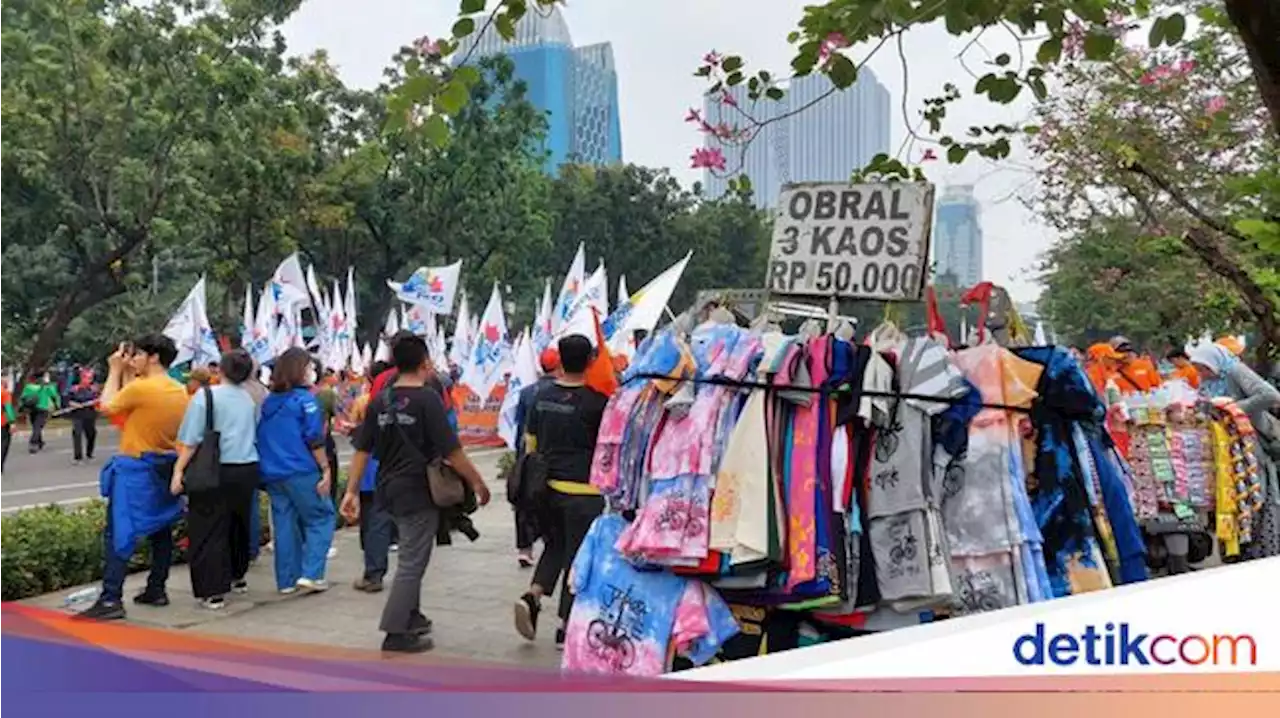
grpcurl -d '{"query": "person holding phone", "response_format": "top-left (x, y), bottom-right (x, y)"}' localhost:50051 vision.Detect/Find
top-left (75, 336), bottom-right (189, 621)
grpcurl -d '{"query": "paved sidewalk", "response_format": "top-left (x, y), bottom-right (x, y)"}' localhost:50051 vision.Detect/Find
top-left (22, 451), bottom-right (562, 669)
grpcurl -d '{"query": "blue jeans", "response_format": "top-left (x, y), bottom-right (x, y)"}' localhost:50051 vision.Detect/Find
top-left (359, 492), bottom-right (394, 582)
top-left (264, 473), bottom-right (335, 589)
top-left (102, 518), bottom-right (173, 603)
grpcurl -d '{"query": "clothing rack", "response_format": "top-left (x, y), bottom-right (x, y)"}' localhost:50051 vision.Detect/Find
top-left (623, 371), bottom-right (1034, 415)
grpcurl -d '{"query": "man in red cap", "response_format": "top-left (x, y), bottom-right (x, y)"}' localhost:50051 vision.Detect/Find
top-left (510, 347), bottom-right (560, 567)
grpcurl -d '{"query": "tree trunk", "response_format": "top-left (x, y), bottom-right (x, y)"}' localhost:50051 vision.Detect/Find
top-left (1225, 0), bottom-right (1280, 138)
top-left (1182, 227), bottom-right (1280, 363)
top-left (22, 280), bottom-right (127, 378)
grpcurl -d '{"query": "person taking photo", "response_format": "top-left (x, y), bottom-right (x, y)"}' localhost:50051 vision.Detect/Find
top-left (76, 336), bottom-right (190, 621)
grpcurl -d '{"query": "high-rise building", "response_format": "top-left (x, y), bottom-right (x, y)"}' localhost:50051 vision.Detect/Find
top-left (701, 72), bottom-right (891, 208)
top-left (932, 185), bottom-right (984, 287)
top-left (454, 6), bottom-right (622, 174)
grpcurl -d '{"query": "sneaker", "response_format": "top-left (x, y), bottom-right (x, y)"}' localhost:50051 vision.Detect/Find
top-left (353, 577), bottom-right (383, 593)
top-left (231, 579), bottom-right (249, 595)
top-left (279, 586), bottom-right (299, 595)
top-left (409, 612), bottom-right (433, 636)
top-left (381, 632), bottom-right (434, 654)
top-left (514, 592), bottom-right (540, 641)
top-left (132, 590), bottom-right (170, 607)
top-left (326, 547), bottom-right (338, 559)
top-left (73, 599), bottom-right (125, 621)
top-left (296, 577), bottom-right (329, 593)
top-left (200, 596), bottom-right (226, 610)
top-left (555, 626), bottom-right (566, 651)
top-left (389, 544), bottom-right (399, 553)
top-left (73, 459), bottom-right (82, 466)
top-left (517, 550), bottom-right (534, 569)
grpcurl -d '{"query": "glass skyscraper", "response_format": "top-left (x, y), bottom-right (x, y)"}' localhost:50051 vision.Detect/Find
top-left (932, 185), bottom-right (984, 287)
top-left (701, 71), bottom-right (891, 208)
top-left (454, 6), bottom-right (622, 174)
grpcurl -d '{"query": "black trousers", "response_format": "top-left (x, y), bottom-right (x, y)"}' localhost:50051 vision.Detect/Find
top-left (186, 464), bottom-right (259, 599)
top-left (2, 425), bottom-right (10, 468)
top-left (72, 414), bottom-right (97, 460)
top-left (515, 506), bottom-right (540, 551)
top-left (531, 491), bottom-right (604, 622)
top-left (28, 410), bottom-right (47, 451)
top-left (324, 434), bottom-right (339, 503)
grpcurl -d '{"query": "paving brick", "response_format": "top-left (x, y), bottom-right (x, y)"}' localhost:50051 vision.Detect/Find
top-left (24, 451), bottom-right (563, 670)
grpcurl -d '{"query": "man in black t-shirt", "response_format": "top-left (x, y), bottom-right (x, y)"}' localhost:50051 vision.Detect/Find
top-left (340, 334), bottom-right (490, 654)
top-left (513, 335), bottom-right (608, 649)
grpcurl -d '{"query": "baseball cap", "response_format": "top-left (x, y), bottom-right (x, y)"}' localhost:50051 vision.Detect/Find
top-left (1109, 335), bottom-right (1134, 352)
top-left (539, 348), bottom-right (561, 373)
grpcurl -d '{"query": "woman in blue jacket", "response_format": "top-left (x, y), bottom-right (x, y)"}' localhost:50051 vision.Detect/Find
top-left (257, 348), bottom-right (335, 593)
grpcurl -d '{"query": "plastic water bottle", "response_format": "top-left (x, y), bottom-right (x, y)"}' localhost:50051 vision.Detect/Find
top-left (63, 587), bottom-right (99, 607)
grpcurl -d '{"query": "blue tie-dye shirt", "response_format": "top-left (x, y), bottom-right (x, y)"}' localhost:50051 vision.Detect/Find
top-left (563, 514), bottom-right (739, 676)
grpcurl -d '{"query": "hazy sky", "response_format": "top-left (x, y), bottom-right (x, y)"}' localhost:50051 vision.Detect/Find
top-left (284, 0), bottom-right (1052, 302)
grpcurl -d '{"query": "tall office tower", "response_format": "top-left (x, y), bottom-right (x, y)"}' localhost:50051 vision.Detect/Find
top-left (453, 5), bottom-right (622, 174)
top-left (701, 71), bottom-right (891, 208)
top-left (932, 185), bottom-right (984, 287)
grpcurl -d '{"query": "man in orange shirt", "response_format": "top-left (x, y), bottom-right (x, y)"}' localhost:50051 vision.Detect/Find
top-left (1, 380), bottom-right (14, 468)
top-left (1164, 348), bottom-right (1200, 389)
top-left (1109, 336), bottom-right (1160, 392)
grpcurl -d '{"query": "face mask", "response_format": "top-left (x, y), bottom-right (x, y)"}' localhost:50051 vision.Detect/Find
top-left (305, 366), bottom-right (317, 385)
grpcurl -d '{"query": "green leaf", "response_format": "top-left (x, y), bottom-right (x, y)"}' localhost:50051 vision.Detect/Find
top-left (422, 114), bottom-right (449, 147)
top-left (453, 65), bottom-right (481, 87)
top-left (946, 145), bottom-right (969, 163)
top-left (694, 66), bottom-right (711, 77)
top-left (1148, 16), bottom-right (1166, 47)
top-left (460, 0), bottom-right (486, 13)
top-left (1036, 37), bottom-right (1062, 64)
top-left (1082, 32), bottom-right (1116, 60)
top-left (496, 14), bottom-right (517, 40)
top-left (726, 71), bottom-right (744, 86)
top-left (1030, 77), bottom-right (1048, 101)
top-left (452, 17), bottom-right (476, 38)
top-left (1164, 13), bottom-right (1186, 44)
top-left (721, 55), bottom-right (743, 72)
top-left (765, 87), bottom-right (784, 100)
top-left (826, 54), bottom-right (857, 89)
top-left (995, 53), bottom-right (1011, 67)
top-left (435, 78), bottom-right (471, 115)
top-left (1023, 124), bottom-right (1040, 135)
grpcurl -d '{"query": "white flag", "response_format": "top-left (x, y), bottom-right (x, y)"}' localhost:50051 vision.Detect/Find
top-left (552, 243), bottom-right (585, 334)
top-left (328, 279), bottom-right (349, 371)
top-left (404, 302), bottom-right (432, 336)
top-left (603, 252), bottom-right (692, 343)
top-left (460, 283), bottom-right (512, 401)
top-left (240, 284), bottom-right (255, 349)
top-left (449, 291), bottom-right (472, 369)
top-left (350, 341), bottom-right (367, 378)
top-left (163, 276), bottom-right (220, 367)
top-left (532, 281), bottom-right (553, 353)
top-left (617, 275), bottom-right (629, 307)
top-left (431, 325), bottom-right (451, 374)
top-left (498, 329), bottom-right (539, 450)
top-left (272, 254), bottom-right (311, 309)
top-left (558, 263), bottom-right (612, 344)
top-left (387, 261), bottom-right (462, 315)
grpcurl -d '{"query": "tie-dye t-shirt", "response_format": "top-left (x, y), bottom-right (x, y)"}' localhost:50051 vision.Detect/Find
top-left (563, 514), bottom-right (739, 676)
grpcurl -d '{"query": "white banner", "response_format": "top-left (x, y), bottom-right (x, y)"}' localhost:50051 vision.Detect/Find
top-left (460, 283), bottom-right (511, 401)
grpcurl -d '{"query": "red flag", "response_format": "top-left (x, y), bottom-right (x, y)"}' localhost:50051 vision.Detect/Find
top-left (925, 286), bottom-right (950, 347)
top-left (959, 281), bottom-right (995, 343)
top-left (584, 309), bottom-right (618, 398)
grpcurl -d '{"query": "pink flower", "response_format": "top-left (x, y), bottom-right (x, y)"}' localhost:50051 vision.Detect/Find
top-left (1177, 59), bottom-right (1197, 74)
top-left (413, 36), bottom-right (440, 57)
top-left (684, 108), bottom-right (702, 123)
top-left (921, 148), bottom-right (938, 161)
top-left (713, 122), bottom-right (735, 139)
top-left (690, 147), bottom-right (727, 172)
top-left (703, 51), bottom-right (722, 66)
top-left (817, 32), bottom-right (849, 65)
top-left (1139, 72), bottom-right (1156, 85)
top-left (1205, 96), bottom-right (1227, 115)
top-left (720, 91), bottom-right (738, 107)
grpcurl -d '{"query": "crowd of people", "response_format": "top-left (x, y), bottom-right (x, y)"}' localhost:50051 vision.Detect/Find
top-left (29, 330), bottom-right (496, 655)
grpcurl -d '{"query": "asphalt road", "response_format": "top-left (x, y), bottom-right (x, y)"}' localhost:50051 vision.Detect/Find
top-left (0, 427), bottom-right (358, 514)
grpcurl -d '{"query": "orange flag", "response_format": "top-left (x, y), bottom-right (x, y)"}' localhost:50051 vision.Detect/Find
top-left (584, 308), bottom-right (619, 398)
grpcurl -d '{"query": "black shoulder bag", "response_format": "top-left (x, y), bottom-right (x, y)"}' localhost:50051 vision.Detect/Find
top-left (381, 386), bottom-right (467, 508)
top-left (184, 386), bottom-right (221, 493)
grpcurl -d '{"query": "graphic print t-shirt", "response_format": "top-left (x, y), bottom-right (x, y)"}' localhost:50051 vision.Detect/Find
top-left (562, 514), bottom-right (739, 677)
top-left (353, 385), bottom-right (460, 516)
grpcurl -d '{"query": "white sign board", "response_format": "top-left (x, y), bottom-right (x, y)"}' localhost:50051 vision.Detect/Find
top-left (766, 182), bottom-right (934, 301)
